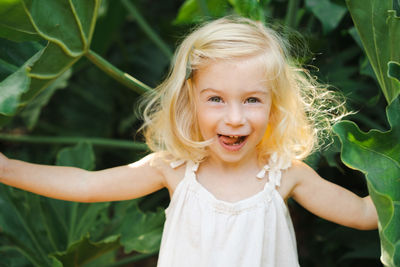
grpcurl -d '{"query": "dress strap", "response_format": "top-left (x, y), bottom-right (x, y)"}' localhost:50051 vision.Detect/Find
top-left (185, 160), bottom-right (199, 175)
top-left (170, 159), bottom-right (199, 181)
top-left (170, 159), bottom-right (186, 169)
top-left (257, 152), bottom-right (291, 188)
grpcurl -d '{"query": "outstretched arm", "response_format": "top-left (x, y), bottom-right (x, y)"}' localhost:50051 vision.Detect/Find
top-left (290, 161), bottom-right (378, 230)
top-left (0, 153), bottom-right (165, 203)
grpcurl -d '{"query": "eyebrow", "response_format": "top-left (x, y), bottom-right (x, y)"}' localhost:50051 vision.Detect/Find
top-left (199, 88), bottom-right (269, 95)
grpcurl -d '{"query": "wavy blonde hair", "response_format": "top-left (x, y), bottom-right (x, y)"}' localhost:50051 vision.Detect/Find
top-left (140, 16), bottom-right (346, 164)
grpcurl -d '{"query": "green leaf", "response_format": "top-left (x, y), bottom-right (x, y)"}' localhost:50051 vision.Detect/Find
top-left (0, 185), bottom-right (115, 266)
top-left (0, 0), bottom-right (101, 126)
top-left (229, 0), bottom-right (266, 21)
top-left (50, 234), bottom-right (120, 267)
top-left (0, 188), bottom-right (62, 266)
top-left (0, 66), bottom-right (30, 115)
top-left (0, 37), bottom-right (43, 79)
top-left (56, 142), bottom-right (95, 171)
top-left (305, 0), bottom-right (347, 34)
top-left (348, 27), bottom-right (377, 81)
top-left (0, 0), bottom-right (150, 128)
top-left (346, 0), bottom-right (400, 104)
top-left (91, 0), bottom-right (127, 55)
top-left (20, 69), bottom-right (71, 130)
top-left (394, 0), bottom-right (400, 14)
top-left (51, 257), bottom-right (63, 267)
top-left (115, 200), bottom-right (165, 254)
top-left (174, 0), bottom-right (229, 25)
top-left (0, 0), bottom-right (41, 42)
top-left (174, 0), bottom-right (207, 24)
top-left (388, 61), bottom-right (400, 84)
top-left (333, 96), bottom-right (400, 267)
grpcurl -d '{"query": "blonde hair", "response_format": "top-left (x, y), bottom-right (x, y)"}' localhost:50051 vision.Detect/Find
top-left (140, 16), bottom-right (346, 164)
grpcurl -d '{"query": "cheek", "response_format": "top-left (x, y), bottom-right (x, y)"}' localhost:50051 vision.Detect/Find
top-left (196, 105), bottom-right (217, 138)
top-left (249, 107), bottom-right (271, 124)
top-left (255, 116), bottom-right (270, 133)
top-left (248, 108), bottom-right (271, 137)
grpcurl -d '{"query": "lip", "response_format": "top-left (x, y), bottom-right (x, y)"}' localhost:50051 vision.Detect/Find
top-left (217, 134), bottom-right (248, 152)
top-left (218, 133), bottom-right (248, 137)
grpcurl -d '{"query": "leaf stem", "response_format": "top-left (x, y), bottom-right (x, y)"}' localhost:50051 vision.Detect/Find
top-left (0, 133), bottom-right (148, 150)
top-left (120, 0), bottom-right (173, 59)
top-left (85, 49), bottom-right (152, 94)
top-left (284, 0), bottom-right (300, 29)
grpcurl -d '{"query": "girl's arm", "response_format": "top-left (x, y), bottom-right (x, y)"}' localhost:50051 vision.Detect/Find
top-left (0, 153), bottom-right (166, 203)
top-left (290, 161), bottom-right (378, 230)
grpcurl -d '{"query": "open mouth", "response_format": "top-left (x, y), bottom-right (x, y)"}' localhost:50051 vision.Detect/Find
top-left (217, 134), bottom-right (248, 148)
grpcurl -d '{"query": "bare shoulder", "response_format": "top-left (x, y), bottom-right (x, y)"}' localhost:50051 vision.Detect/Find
top-left (145, 152), bottom-right (186, 196)
top-left (279, 159), bottom-right (316, 200)
top-left (287, 160), bottom-right (315, 176)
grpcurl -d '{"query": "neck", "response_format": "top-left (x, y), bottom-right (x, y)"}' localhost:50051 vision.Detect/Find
top-left (203, 154), bottom-right (261, 174)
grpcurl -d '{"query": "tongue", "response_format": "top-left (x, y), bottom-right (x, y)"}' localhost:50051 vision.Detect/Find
top-left (219, 135), bottom-right (239, 145)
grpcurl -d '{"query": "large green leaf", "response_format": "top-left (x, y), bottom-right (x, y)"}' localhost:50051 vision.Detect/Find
top-left (19, 69), bottom-right (71, 130)
top-left (0, 0), bottom-right (100, 125)
top-left (0, 66), bottom-right (31, 115)
top-left (333, 96), bottom-right (400, 267)
top-left (0, 188), bottom-right (55, 266)
top-left (117, 201), bottom-right (165, 254)
top-left (174, 0), bottom-right (229, 24)
top-left (388, 61), bottom-right (400, 84)
top-left (228, 0), bottom-right (267, 21)
top-left (0, 0), bottom-right (41, 42)
top-left (50, 234), bottom-right (120, 267)
top-left (0, 143), bottom-right (110, 266)
top-left (346, 0), bottom-right (400, 104)
top-left (305, 0), bottom-right (347, 34)
top-left (0, 142), bottom-right (166, 266)
top-left (174, 0), bottom-right (268, 24)
top-left (56, 142), bottom-right (95, 171)
top-left (0, 38), bottom-right (43, 80)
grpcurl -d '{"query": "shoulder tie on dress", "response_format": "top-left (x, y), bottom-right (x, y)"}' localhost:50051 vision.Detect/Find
top-left (170, 159), bottom-right (199, 181)
top-left (171, 155), bottom-right (290, 188)
top-left (256, 152), bottom-right (291, 188)
top-left (170, 159), bottom-right (186, 169)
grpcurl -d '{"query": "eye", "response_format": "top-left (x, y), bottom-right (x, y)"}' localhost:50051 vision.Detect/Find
top-left (245, 97), bottom-right (260, 104)
top-left (208, 96), bottom-right (223, 103)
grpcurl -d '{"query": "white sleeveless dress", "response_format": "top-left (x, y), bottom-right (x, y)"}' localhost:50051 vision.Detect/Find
top-left (157, 155), bottom-right (299, 267)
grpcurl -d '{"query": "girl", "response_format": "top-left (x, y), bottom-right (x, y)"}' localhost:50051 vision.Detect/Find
top-left (0, 16), bottom-right (377, 266)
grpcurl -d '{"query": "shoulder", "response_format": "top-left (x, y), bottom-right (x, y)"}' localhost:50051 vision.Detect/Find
top-left (280, 159), bottom-right (318, 199)
top-left (286, 160), bottom-right (315, 177)
top-left (143, 152), bottom-right (187, 192)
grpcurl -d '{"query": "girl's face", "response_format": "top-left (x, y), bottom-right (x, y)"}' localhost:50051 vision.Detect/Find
top-left (193, 56), bottom-right (272, 167)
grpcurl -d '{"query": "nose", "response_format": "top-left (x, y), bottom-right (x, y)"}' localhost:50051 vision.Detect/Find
top-left (224, 103), bottom-right (246, 126)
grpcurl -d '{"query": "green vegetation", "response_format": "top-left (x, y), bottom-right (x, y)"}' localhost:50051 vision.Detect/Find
top-left (333, 1), bottom-right (400, 266)
top-left (0, 0), bottom-right (398, 266)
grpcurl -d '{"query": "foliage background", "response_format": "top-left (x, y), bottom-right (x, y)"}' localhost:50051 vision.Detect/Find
top-left (0, 0), bottom-right (396, 266)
